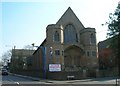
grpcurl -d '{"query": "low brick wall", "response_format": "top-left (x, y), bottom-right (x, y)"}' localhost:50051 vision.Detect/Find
top-left (11, 69), bottom-right (98, 80)
top-left (11, 68), bottom-right (119, 80)
top-left (46, 71), bottom-right (84, 80)
top-left (99, 68), bottom-right (118, 77)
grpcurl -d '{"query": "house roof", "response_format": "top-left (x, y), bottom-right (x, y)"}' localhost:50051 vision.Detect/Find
top-left (98, 37), bottom-right (113, 51)
top-left (98, 35), bottom-right (119, 51)
top-left (40, 39), bottom-right (46, 46)
top-left (33, 39), bottom-right (46, 55)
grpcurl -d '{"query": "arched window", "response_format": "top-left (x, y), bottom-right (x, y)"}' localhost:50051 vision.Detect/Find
top-left (64, 24), bottom-right (78, 43)
top-left (90, 34), bottom-right (96, 44)
top-left (54, 31), bottom-right (60, 42)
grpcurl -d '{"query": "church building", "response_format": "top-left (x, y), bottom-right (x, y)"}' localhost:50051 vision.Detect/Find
top-left (32, 7), bottom-right (98, 79)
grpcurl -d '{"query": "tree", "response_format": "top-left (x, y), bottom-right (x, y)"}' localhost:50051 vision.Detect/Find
top-left (107, 2), bottom-right (120, 76)
top-left (0, 61), bottom-right (4, 67)
top-left (2, 50), bottom-right (11, 66)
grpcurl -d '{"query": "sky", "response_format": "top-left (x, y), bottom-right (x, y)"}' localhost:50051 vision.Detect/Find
top-left (0, 0), bottom-right (119, 61)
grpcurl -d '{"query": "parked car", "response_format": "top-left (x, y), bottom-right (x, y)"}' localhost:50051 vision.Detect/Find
top-left (2, 69), bottom-right (8, 75)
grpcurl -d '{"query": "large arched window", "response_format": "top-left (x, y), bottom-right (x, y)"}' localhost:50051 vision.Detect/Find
top-left (64, 24), bottom-right (78, 43)
top-left (90, 34), bottom-right (96, 44)
top-left (54, 31), bottom-right (60, 42)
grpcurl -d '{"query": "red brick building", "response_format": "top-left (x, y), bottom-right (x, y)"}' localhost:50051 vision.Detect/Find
top-left (98, 38), bottom-right (118, 77)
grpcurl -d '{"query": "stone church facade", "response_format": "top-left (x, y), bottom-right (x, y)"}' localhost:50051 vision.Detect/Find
top-left (32, 7), bottom-right (98, 79)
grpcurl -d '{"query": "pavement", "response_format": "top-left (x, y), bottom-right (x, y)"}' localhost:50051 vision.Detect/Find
top-left (9, 72), bottom-right (120, 84)
top-left (9, 72), bottom-right (93, 82)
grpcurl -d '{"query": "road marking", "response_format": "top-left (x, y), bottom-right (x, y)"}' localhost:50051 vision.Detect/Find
top-left (14, 82), bottom-right (19, 85)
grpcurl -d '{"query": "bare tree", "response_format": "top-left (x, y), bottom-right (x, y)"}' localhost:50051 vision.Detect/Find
top-left (2, 50), bottom-right (11, 65)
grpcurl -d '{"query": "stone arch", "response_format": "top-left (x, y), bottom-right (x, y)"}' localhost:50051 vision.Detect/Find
top-left (64, 24), bottom-right (78, 43)
top-left (64, 45), bottom-right (84, 67)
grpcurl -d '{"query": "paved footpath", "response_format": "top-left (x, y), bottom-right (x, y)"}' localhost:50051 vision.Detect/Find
top-left (10, 73), bottom-right (93, 82)
top-left (10, 73), bottom-right (120, 84)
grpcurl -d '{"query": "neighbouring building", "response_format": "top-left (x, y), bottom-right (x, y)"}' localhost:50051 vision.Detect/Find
top-left (29, 7), bottom-right (99, 79)
top-left (10, 49), bottom-right (35, 74)
top-left (98, 38), bottom-right (118, 77)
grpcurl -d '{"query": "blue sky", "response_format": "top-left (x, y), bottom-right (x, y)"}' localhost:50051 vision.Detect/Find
top-left (0, 0), bottom-right (119, 61)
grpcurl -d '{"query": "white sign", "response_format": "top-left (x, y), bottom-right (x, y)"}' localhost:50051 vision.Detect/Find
top-left (49, 64), bottom-right (61, 72)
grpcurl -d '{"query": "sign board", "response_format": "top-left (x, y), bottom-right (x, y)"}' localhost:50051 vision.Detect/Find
top-left (49, 64), bottom-right (61, 72)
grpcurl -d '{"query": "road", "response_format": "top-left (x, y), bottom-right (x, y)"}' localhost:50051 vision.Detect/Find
top-left (1, 75), bottom-right (46, 86)
top-left (1, 74), bottom-right (120, 86)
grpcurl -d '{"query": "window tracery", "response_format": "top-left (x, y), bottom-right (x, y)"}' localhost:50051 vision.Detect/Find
top-left (64, 24), bottom-right (78, 43)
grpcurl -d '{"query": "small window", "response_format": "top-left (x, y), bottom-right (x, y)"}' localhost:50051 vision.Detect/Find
top-left (90, 34), bottom-right (96, 44)
top-left (54, 31), bottom-right (60, 42)
top-left (55, 50), bottom-right (60, 56)
top-left (62, 51), bottom-right (64, 56)
top-left (92, 51), bottom-right (96, 57)
top-left (87, 51), bottom-right (90, 57)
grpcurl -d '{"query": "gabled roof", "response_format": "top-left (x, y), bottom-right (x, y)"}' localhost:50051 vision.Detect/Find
top-left (33, 7), bottom-right (85, 55)
top-left (56, 7), bottom-right (85, 28)
top-left (98, 35), bottom-right (119, 51)
top-left (33, 39), bottom-right (46, 55)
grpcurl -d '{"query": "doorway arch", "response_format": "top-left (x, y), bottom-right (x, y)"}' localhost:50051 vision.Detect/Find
top-left (64, 45), bottom-right (84, 67)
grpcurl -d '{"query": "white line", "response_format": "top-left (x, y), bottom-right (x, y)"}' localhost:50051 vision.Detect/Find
top-left (14, 82), bottom-right (20, 85)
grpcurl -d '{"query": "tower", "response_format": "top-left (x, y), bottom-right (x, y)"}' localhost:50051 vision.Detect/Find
top-left (46, 24), bottom-right (64, 67)
top-left (80, 27), bottom-right (98, 68)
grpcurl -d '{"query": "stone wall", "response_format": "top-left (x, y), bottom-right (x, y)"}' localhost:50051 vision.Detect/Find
top-left (46, 71), bottom-right (83, 80)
